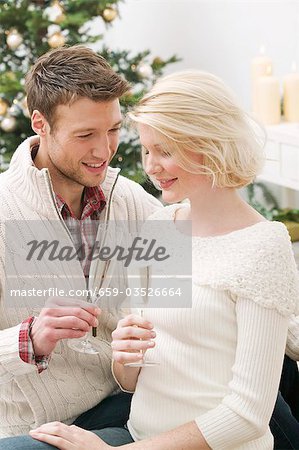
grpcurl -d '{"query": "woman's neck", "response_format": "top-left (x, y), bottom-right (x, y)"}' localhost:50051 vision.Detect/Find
top-left (180, 188), bottom-right (266, 237)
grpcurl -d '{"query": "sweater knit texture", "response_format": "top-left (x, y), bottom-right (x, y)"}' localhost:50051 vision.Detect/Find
top-left (0, 136), bottom-right (161, 438)
top-left (126, 204), bottom-right (299, 450)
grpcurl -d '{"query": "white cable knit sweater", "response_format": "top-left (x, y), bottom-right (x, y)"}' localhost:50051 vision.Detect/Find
top-left (127, 204), bottom-right (299, 450)
top-left (0, 136), bottom-right (161, 438)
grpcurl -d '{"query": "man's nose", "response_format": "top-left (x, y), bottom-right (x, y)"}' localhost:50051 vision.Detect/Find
top-left (91, 135), bottom-right (110, 160)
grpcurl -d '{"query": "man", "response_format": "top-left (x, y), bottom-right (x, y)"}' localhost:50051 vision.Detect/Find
top-left (0, 45), bottom-right (161, 448)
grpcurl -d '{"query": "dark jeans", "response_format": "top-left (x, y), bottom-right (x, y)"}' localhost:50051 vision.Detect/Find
top-left (270, 356), bottom-right (299, 449)
top-left (0, 392), bottom-right (133, 450)
top-left (72, 391), bottom-right (132, 430)
top-left (95, 427), bottom-right (134, 446)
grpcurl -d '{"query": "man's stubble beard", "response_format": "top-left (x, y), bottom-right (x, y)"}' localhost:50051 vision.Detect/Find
top-left (48, 135), bottom-right (104, 188)
top-left (49, 153), bottom-right (105, 188)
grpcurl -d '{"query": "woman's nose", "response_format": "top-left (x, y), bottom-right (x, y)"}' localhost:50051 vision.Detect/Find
top-left (145, 155), bottom-right (162, 175)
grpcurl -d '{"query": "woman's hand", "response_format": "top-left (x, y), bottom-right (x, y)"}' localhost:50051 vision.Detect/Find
top-left (111, 314), bottom-right (156, 365)
top-left (30, 422), bottom-right (110, 450)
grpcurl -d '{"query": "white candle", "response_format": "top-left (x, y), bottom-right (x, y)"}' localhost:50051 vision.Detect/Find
top-left (256, 71), bottom-right (281, 125)
top-left (251, 46), bottom-right (273, 113)
top-left (283, 63), bottom-right (299, 122)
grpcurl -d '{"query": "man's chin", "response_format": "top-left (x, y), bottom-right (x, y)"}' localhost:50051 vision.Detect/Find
top-left (82, 172), bottom-right (107, 188)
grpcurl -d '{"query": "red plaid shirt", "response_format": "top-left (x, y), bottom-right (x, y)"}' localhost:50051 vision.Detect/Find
top-left (19, 186), bottom-right (106, 372)
top-left (55, 187), bottom-right (106, 277)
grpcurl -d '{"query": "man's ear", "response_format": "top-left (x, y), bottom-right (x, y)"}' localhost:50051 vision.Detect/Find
top-left (31, 110), bottom-right (48, 136)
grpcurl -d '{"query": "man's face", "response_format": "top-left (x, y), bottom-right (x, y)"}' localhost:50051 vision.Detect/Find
top-left (42, 97), bottom-right (122, 188)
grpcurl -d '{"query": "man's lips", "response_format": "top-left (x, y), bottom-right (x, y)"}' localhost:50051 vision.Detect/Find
top-left (82, 161), bottom-right (107, 173)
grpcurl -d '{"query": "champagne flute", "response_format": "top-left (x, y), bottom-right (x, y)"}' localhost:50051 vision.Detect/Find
top-left (68, 221), bottom-right (121, 354)
top-left (68, 258), bottom-right (116, 354)
top-left (67, 295), bottom-right (101, 354)
top-left (125, 265), bottom-right (160, 367)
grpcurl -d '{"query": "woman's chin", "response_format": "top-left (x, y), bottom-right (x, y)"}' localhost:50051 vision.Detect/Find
top-left (161, 191), bottom-right (182, 204)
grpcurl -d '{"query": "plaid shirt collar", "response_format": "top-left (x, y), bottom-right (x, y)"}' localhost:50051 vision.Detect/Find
top-left (55, 186), bottom-right (106, 220)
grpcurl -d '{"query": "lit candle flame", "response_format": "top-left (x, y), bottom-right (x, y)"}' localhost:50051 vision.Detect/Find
top-left (266, 65), bottom-right (272, 76)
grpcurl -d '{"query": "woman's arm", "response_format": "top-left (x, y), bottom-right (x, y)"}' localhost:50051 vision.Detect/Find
top-left (286, 314), bottom-right (299, 361)
top-left (194, 297), bottom-right (288, 448)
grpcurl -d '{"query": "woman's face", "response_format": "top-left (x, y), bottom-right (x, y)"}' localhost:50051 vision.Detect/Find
top-left (139, 124), bottom-right (209, 204)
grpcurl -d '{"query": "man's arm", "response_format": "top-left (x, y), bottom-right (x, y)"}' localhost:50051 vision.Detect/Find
top-left (30, 420), bottom-right (210, 450)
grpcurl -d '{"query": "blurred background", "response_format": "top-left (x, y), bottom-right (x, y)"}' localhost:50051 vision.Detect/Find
top-left (1, 0), bottom-right (299, 229)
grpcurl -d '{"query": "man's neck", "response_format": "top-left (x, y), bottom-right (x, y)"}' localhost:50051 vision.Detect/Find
top-left (54, 183), bottom-right (85, 219)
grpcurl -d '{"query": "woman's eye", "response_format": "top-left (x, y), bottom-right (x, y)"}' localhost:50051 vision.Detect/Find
top-left (109, 128), bottom-right (121, 133)
top-left (160, 150), bottom-right (171, 157)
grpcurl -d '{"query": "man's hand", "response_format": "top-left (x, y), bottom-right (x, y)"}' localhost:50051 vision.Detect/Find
top-left (30, 422), bottom-right (111, 450)
top-left (31, 297), bottom-right (100, 356)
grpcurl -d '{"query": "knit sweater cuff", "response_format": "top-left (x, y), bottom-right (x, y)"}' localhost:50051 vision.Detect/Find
top-left (286, 314), bottom-right (299, 361)
top-left (0, 323), bottom-right (37, 377)
top-left (195, 404), bottom-right (263, 450)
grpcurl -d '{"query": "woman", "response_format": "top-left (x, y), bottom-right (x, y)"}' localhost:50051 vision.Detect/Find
top-left (30, 71), bottom-right (299, 449)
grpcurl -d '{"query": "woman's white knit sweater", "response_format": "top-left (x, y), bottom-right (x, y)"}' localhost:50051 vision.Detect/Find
top-left (126, 204), bottom-right (299, 450)
top-left (0, 136), bottom-right (161, 438)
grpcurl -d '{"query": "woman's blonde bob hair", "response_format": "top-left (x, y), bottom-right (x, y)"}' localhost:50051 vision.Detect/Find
top-left (128, 70), bottom-right (265, 188)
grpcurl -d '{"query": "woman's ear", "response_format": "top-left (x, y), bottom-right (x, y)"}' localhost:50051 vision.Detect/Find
top-left (31, 110), bottom-right (48, 136)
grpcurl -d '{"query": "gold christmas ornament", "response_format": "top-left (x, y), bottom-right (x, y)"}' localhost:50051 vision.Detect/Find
top-left (1, 116), bottom-right (17, 132)
top-left (44, 0), bottom-right (65, 24)
top-left (102, 6), bottom-right (118, 23)
top-left (48, 31), bottom-right (66, 48)
top-left (0, 99), bottom-right (8, 116)
top-left (6, 29), bottom-right (23, 50)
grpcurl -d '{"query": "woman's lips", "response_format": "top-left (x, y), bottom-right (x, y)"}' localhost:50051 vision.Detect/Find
top-left (157, 178), bottom-right (177, 189)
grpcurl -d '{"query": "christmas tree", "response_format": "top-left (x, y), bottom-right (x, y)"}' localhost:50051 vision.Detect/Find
top-left (0, 0), bottom-right (179, 191)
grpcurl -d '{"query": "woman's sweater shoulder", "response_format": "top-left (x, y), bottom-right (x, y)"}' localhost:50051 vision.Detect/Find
top-left (193, 220), bottom-right (299, 316)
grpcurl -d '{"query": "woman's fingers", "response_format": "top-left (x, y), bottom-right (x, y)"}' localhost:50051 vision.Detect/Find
top-left (112, 324), bottom-right (155, 341)
top-left (113, 350), bottom-right (146, 364)
top-left (112, 338), bottom-right (155, 352)
top-left (112, 314), bottom-right (156, 365)
top-left (117, 314), bottom-right (153, 329)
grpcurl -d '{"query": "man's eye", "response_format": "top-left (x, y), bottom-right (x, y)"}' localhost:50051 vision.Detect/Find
top-left (78, 133), bottom-right (92, 138)
top-left (109, 128), bottom-right (121, 133)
